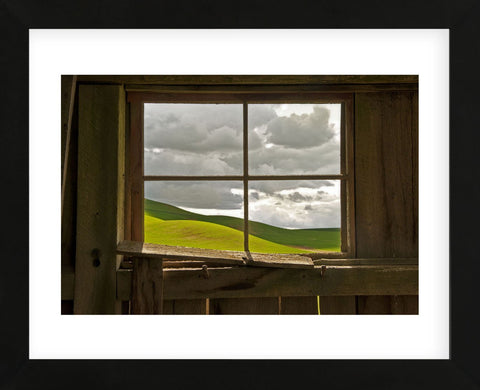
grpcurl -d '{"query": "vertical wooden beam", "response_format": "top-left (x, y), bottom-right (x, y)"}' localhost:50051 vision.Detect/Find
top-left (354, 91), bottom-right (418, 314)
top-left (61, 75), bottom-right (77, 213)
top-left (74, 85), bottom-right (125, 314)
top-left (128, 97), bottom-right (144, 242)
top-left (131, 257), bottom-right (163, 314)
top-left (61, 76), bottom-right (78, 275)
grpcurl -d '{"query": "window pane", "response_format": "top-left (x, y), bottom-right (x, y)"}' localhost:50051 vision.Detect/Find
top-left (144, 104), bottom-right (243, 175)
top-left (144, 181), bottom-right (244, 251)
top-left (248, 180), bottom-right (341, 253)
top-left (248, 104), bottom-right (341, 175)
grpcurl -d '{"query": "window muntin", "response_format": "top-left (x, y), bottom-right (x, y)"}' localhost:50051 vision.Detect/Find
top-left (132, 92), bottom-right (354, 256)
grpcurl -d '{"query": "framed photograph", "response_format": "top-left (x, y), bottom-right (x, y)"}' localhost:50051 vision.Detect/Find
top-left (1, 2), bottom-right (475, 387)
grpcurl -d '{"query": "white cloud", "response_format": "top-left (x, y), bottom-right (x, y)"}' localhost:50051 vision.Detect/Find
top-left (248, 181), bottom-right (341, 228)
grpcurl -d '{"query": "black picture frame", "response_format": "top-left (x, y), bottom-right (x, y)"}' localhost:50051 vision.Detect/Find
top-left (1, 0), bottom-right (477, 388)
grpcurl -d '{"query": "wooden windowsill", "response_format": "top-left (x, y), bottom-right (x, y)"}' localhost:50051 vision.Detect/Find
top-left (117, 240), bottom-right (314, 269)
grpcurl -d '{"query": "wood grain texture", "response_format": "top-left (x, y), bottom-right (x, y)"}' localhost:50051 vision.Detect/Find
top-left (163, 299), bottom-right (207, 314)
top-left (320, 296), bottom-right (356, 314)
top-left (73, 85), bottom-right (125, 314)
top-left (128, 100), bottom-right (144, 242)
top-left (78, 75), bottom-right (418, 85)
top-left (131, 257), bottom-right (163, 314)
top-left (354, 91), bottom-right (418, 314)
top-left (125, 84), bottom-right (418, 94)
top-left (209, 298), bottom-right (279, 314)
top-left (355, 91), bottom-right (418, 258)
top-left (116, 265), bottom-right (418, 301)
top-left (61, 78), bottom-right (78, 272)
top-left (313, 258), bottom-right (417, 266)
top-left (117, 240), bottom-right (314, 269)
top-left (280, 297), bottom-right (318, 314)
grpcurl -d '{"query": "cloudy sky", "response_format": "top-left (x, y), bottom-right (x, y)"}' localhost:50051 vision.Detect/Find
top-left (144, 103), bottom-right (341, 228)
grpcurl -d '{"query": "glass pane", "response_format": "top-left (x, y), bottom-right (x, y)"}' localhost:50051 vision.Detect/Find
top-left (144, 181), bottom-right (244, 251)
top-left (248, 104), bottom-right (341, 175)
top-left (144, 104), bottom-right (243, 175)
top-left (248, 180), bottom-right (341, 253)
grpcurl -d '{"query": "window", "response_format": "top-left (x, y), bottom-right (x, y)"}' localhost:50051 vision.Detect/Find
top-left (127, 92), bottom-right (355, 257)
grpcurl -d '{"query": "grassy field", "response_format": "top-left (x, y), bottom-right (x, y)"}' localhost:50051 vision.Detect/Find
top-left (144, 198), bottom-right (341, 253)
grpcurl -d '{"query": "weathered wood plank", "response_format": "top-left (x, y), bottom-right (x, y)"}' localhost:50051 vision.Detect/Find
top-left (61, 268), bottom-right (75, 300)
top-left (354, 91), bottom-right (418, 315)
top-left (356, 295), bottom-right (419, 315)
top-left (131, 257), bottom-right (163, 314)
top-left (355, 91), bottom-right (418, 258)
top-left (78, 75), bottom-right (418, 85)
top-left (357, 296), bottom-right (393, 314)
top-left (320, 296), bottom-right (356, 314)
top-left (116, 265), bottom-right (418, 301)
top-left (61, 76), bottom-right (79, 274)
top-left (313, 258), bottom-right (418, 266)
top-left (280, 296), bottom-right (318, 314)
top-left (128, 100), bottom-right (143, 242)
top-left (125, 84), bottom-right (418, 94)
top-left (73, 85), bottom-right (125, 314)
top-left (61, 75), bottom-right (77, 210)
top-left (117, 241), bottom-right (314, 269)
top-left (162, 299), bottom-right (207, 314)
top-left (209, 298), bottom-right (279, 314)
top-left (391, 295), bottom-right (418, 314)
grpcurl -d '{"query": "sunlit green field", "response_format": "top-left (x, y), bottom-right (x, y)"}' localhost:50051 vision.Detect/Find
top-left (144, 199), bottom-right (341, 253)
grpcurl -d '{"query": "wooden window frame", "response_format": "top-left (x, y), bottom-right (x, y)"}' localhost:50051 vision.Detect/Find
top-left (126, 91), bottom-right (356, 259)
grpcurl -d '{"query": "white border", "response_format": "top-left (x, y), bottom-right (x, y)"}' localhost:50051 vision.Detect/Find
top-left (30, 29), bottom-right (449, 359)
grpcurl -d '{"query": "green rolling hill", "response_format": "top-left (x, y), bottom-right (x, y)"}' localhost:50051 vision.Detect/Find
top-left (144, 198), bottom-right (341, 253)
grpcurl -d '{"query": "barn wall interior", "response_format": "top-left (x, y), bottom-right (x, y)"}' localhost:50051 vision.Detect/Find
top-left (61, 75), bottom-right (418, 315)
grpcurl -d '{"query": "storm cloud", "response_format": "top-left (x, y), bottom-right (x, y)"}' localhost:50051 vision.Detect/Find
top-left (145, 181), bottom-right (243, 210)
top-left (144, 103), bottom-right (342, 227)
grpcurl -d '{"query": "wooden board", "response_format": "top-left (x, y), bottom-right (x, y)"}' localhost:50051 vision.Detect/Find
top-left (355, 91), bottom-right (418, 258)
top-left (77, 75), bottom-right (418, 85)
top-left (117, 240), bottom-right (314, 269)
top-left (320, 296), bottom-right (356, 314)
top-left (131, 257), bottom-right (163, 314)
top-left (209, 298), bottom-right (279, 314)
top-left (61, 76), bottom-right (78, 273)
top-left (313, 258), bottom-right (418, 266)
top-left (116, 265), bottom-right (418, 301)
top-left (354, 91), bottom-right (419, 314)
top-left (73, 85), bottom-right (125, 314)
top-left (280, 297), bottom-right (318, 314)
top-left (163, 299), bottom-right (207, 314)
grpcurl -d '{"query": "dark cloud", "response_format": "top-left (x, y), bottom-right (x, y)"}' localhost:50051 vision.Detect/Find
top-left (143, 103), bottom-right (342, 227)
top-left (144, 104), bottom-right (243, 175)
top-left (144, 149), bottom-right (242, 175)
top-left (145, 181), bottom-right (243, 210)
top-left (249, 138), bottom-right (340, 175)
top-left (144, 103), bottom-right (341, 176)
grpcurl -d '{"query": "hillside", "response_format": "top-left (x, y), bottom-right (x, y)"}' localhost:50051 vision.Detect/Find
top-left (145, 198), bottom-right (340, 252)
